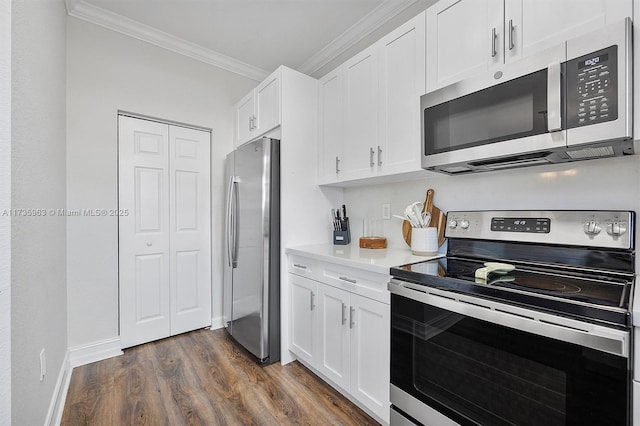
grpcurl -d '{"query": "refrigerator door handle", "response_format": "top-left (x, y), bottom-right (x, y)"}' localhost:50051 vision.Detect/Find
top-left (225, 176), bottom-right (234, 267)
top-left (231, 179), bottom-right (239, 268)
top-left (226, 176), bottom-right (239, 268)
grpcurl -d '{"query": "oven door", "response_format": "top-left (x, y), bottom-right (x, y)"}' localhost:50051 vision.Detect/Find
top-left (389, 280), bottom-right (631, 426)
top-left (421, 44), bottom-right (567, 174)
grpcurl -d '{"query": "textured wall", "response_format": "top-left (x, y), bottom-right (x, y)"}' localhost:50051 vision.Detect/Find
top-left (0, 0), bottom-right (11, 422)
top-left (66, 17), bottom-right (255, 348)
top-left (11, 0), bottom-right (68, 424)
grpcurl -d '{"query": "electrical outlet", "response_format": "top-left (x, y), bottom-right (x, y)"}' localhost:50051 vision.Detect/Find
top-left (40, 348), bottom-right (46, 381)
top-left (382, 203), bottom-right (391, 220)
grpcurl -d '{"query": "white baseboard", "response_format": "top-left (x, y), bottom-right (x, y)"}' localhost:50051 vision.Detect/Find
top-left (45, 338), bottom-right (123, 425)
top-left (210, 316), bottom-right (224, 330)
top-left (45, 350), bottom-right (70, 426)
top-left (68, 336), bottom-right (123, 368)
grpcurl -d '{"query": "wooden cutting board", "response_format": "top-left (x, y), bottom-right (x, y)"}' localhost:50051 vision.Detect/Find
top-left (402, 188), bottom-right (446, 247)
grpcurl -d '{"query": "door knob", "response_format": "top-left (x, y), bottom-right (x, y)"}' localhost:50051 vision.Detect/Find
top-left (146, 241), bottom-right (152, 247)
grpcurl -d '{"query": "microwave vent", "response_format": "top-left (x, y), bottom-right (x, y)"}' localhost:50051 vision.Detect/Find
top-left (441, 165), bottom-right (473, 174)
top-left (566, 146), bottom-right (615, 159)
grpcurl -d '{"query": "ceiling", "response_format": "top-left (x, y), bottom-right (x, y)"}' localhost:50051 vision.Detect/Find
top-left (65, 0), bottom-right (417, 81)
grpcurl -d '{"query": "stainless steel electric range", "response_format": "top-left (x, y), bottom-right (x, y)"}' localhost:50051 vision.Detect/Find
top-left (389, 210), bottom-right (635, 426)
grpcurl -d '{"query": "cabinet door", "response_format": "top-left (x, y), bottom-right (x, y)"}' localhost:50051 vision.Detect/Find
top-left (426, 0), bottom-right (503, 92)
top-left (234, 91), bottom-right (255, 147)
top-left (350, 294), bottom-right (390, 423)
top-left (317, 283), bottom-right (350, 390)
top-left (318, 68), bottom-right (344, 184)
top-left (290, 274), bottom-right (317, 365)
top-left (255, 71), bottom-right (281, 136)
top-left (342, 46), bottom-right (378, 180)
top-left (378, 11), bottom-right (425, 176)
top-left (505, 0), bottom-right (632, 63)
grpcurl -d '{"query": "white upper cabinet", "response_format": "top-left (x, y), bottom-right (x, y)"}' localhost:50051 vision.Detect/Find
top-left (318, 68), bottom-right (344, 184)
top-left (318, 11), bottom-right (426, 185)
top-left (234, 91), bottom-right (255, 146)
top-left (426, 0), bottom-right (632, 92)
top-left (342, 46), bottom-right (379, 181)
top-left (378, 12), bottom-right (426, 176)
top-left (254, 72), bottom-right (280, 136)
top-left (509, 0), bottom-right (632, 62)
top-left (426, 0), bottom-right (503, 92)
top-left (233, 69), bottom-right (281, 147)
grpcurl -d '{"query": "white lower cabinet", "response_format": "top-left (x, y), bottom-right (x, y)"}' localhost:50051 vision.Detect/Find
top-left (290, 274), bottom-right (317, 365)
top-left (317, 283), bottom-right (351, 390)
top-left (288, 256), bottom-right (390, 424)
top-left (349, 293), bottom-right (390, 419)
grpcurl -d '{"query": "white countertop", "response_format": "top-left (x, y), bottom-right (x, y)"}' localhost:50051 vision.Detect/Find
top-left (285, 243), bottom-right (444, 275)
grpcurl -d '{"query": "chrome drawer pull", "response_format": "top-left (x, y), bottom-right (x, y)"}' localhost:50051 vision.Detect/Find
top-left (339, 276), bottom-right (357, 284)
top-left (293, 264), bottom-right (307, 269)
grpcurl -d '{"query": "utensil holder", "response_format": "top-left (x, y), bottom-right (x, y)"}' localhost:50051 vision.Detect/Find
top-left (411, 227), bottom-right (438, 255)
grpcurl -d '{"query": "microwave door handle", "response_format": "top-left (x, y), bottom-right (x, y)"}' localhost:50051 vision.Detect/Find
top-left (547, 62), bottom-right (562, 132)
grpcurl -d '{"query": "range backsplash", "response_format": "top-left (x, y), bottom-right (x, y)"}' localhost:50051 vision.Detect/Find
top-left (343, 154), bottom-right (640, 251)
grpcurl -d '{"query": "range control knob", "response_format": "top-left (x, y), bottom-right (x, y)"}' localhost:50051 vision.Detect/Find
top-left (583, 220), bottom-right (601, 236)
top-left (606, 222), bottom-right (627, 237)
top-left (448, 219), bottom-right (458, 229)
top-left (459, 220), bottom-right (470, 230)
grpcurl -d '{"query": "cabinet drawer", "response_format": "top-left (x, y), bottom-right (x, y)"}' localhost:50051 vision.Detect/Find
top-left (319, 263), bottom-right (390, 305)
top-left (288, 255), bottom-right (315, 278)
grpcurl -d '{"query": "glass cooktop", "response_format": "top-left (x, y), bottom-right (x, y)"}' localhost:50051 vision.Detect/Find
top-left (391, 256), bottom-right (633, 327)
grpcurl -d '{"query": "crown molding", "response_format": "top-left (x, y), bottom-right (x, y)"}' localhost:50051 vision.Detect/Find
top-left (65, 0), bottom-right (269, 82)
top-left (298, 0), bottom-right (418, 76)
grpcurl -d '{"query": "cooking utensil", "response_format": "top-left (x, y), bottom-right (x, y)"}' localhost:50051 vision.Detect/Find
top-left (402, 189), bottom-right (446, 247)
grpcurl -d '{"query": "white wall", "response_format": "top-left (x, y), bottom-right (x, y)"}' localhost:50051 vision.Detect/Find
top-left (344, 156), bottom-right (640, 250)
top-left (66, 18), bottom-right (256, 348)
top-left (11, 0), bottom-right (68, 424)
top-left (0, 0), bottom-right (11, 423)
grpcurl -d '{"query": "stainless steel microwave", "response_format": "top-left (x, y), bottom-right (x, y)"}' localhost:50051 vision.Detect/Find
top-left (421, 18), bottom-right (633, 175)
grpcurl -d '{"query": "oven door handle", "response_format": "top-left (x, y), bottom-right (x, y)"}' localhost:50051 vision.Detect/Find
top-left (389, 279), bottom-right (629, 358)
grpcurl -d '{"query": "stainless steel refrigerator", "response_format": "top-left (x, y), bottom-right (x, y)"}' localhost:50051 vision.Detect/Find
top-left (223, 137), bottom-right (280, 364)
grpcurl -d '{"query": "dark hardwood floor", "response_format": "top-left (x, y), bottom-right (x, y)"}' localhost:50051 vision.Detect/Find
top-left (61, 328), bottom-right (380, 425)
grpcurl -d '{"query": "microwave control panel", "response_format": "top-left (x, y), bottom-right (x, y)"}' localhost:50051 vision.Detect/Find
top-left (565, 45), bottom-right (618, 129)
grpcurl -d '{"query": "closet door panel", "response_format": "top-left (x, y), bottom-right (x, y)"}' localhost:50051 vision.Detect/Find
top-left (119, 116), bottom-right (171, 348)
top-left (169, 125), bottom-right (212, 335)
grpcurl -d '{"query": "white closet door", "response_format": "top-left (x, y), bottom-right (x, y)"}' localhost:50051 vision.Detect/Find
top-left (119, 116), bottom-right (212, 349)
top-left (119, 116), bottom-right (171, 348)
top-left (169, 125), bottom-right (211, 334)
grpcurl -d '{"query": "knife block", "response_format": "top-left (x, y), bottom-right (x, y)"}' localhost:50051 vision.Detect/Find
top-left (333, 219), bottom-right (351, 245)
top-left (333, 230), bottom-right (350, 245)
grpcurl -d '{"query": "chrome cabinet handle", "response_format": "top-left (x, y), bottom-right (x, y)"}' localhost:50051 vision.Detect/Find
top-left (508, 19), bottom-right (515, 50)
top-left (377, 145), bottom-right (382, 166)
top-left (350, 306), bottom-right (355, 329)
top-left (341, 303), bottom-right (347, 325)
top-left (310, 292), bottom-right (315, 311)
top-left (491, 27), bottom-right (498, 57)
top-left (293, 263), bottom-right (307, 269)
top-left (335, 156), bottom-right (340, 174)
top-left (249, 115), bottom-right (253, 130)
top-left (339, 276), bottom-right (357, 284)
top-left (369, 147), bottom-right (375, 167)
